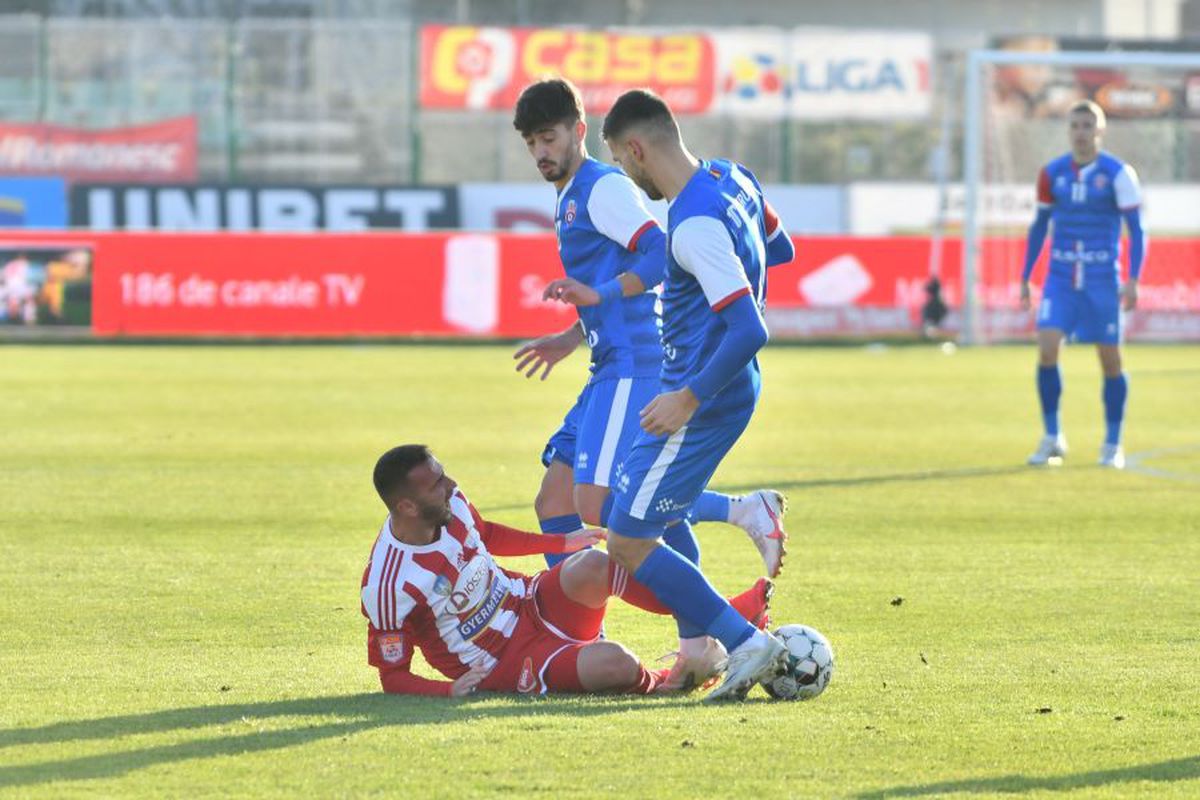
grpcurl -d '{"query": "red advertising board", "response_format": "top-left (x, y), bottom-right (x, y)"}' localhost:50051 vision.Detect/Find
top-left (0, 117), bottom-right (197, 184)
top-left (0, 231), bottom-right (1195, 340)
top-left (420, 25), bottom-right (715, 113)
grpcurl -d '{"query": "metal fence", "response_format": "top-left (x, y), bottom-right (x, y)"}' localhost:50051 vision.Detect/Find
top-left (0, 14), bottom-right (1196, 185)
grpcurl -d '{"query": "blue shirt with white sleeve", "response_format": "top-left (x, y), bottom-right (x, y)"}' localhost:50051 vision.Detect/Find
top-left (662, 159), bottom-right (775, 426)
top-left (555, 157), bottom-right (665, 380)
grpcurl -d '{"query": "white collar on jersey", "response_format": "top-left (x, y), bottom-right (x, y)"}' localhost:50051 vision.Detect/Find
top-left (382, 514), bottom-right (448, 553)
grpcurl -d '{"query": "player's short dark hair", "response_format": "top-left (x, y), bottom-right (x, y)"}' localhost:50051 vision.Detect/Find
top-left (373, 444), bottom-right (432, 508)
top-left (601, 88), bottom-right (678, 141)
top-left (513, 78), bottom-right (584, 137)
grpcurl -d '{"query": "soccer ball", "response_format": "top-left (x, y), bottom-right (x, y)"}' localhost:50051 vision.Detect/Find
top-left (760, 624), bottom-right (834, 701)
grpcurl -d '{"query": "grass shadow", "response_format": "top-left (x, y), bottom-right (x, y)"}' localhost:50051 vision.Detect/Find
top-left (478, 465), bottom-right (1033, 516)
top-left (0, 693), bottom-right (663, 788)
top-left (855, 754), bottom-right (1200, 797)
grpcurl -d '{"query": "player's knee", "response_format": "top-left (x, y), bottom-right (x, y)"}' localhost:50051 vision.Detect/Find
top-left (573, 488), bottom-right (606, 527)
top-left (535, 480), bottom-right (573, 520)
top-left (586, 642), bottom-right (641, 690)
top-left (605, 533), bottom-right (652, 573)
top-left (564, 548), bottom-right (609, 585)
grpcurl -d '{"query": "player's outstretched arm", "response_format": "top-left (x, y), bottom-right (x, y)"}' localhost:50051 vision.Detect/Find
top-left (468, 503), bottom-right (605, 555)
top-left (380, 665), bottom-right (457, 696)
top-left (378, 661), bottom-right (489, 697)
top-left (513, 321), bottom-right (584, 380)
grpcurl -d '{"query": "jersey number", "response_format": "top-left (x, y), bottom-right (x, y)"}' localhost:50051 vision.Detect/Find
top-left (1070, 181), bottom-right (1086, 204)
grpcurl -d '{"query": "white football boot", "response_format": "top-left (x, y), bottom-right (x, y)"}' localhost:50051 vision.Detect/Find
top-left (1027, 434), bottom-right (1068, 466)
top-left (655, 637), bottom-right (727, 694)
top-left (730, 490), bottom-right (788, 578)
top-left (1098, 443), bottom-right (1126, 469)
top-left (704, 631), bottom-right (788, 703)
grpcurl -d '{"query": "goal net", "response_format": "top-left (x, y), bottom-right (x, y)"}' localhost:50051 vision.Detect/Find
top-left (960, 48), bottom-right (1200, 344)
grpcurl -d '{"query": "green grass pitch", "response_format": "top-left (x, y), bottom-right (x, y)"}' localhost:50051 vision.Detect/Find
top-left (1, 342), bottom-right (1198, 798)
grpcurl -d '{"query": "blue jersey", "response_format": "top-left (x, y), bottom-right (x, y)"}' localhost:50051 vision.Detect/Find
top-left (556, 158), bottom-right (663, 380)
top-left (1038, 151), bottom-right (1142, 287)
top-left (662, 159), bottom-right (770, 426)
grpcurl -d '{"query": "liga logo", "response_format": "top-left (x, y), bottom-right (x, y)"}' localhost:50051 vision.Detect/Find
top-left (722, 52), bottom-right (786, 100)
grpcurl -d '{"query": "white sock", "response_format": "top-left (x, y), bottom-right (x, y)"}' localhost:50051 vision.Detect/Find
top-left (678, 636), bottom-right (711, 659)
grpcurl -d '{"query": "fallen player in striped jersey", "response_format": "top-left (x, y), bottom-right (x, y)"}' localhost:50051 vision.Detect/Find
top-left (361, 445), bottom-right (772, 696)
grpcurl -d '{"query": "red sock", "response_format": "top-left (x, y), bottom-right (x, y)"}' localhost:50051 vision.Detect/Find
top-left (608, 563), bottom-right (766, 626)
top-left (628, 665), bottom-right (671, 695)
top-left (727, 578), bottom-right (770, 628)
top-left (608, 561), bottom-right (672, 614)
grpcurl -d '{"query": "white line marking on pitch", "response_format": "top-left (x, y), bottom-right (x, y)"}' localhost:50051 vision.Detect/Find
top-left (1124, 445), bottom-right (1200, 483)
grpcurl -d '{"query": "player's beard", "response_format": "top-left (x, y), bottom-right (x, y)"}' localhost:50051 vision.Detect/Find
top-left (538, 149), bottom-right (574, 183)
top-left (538, 159), bottom-right (568, 182)
top-left (629, 169), bottom-right (662, 201)
top-left (418, 497), bottom-right (453, 527)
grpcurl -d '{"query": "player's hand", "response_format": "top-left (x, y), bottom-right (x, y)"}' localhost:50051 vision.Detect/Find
top-left (562, 528), bottom-right (606, 552)
top-left (639, 388), bottom-right (700, 437)
top-left (1019, 281), bottom-right (1033, 312)
top-left (450, 659), bottom-right (490, 697)
top-left (1121, 279), bottom-right (1138, 311)
top-left (513, 330), bottom-right (581, 380)
top-left (543, 277), bottom-right (601, 307)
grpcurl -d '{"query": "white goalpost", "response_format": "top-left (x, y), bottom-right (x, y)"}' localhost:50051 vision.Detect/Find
top-left (961, 48), bottom-right (1200, 345)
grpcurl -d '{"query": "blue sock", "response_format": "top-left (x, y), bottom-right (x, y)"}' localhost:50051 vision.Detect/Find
top-left (1103, 373), bottom-right (1128, 445)
top-left (663, 522), bottom-right (704, 639)
top-left (539, 513), bottom-right (583, 568)
top-left (1037, 365), bottom-right (1062, 436)
top-left (599, 493), bottom-right (614, 528)
top-left (688, 491), bottom-right (731, 524)
top-left (632, 543), bottom-right (755, 653)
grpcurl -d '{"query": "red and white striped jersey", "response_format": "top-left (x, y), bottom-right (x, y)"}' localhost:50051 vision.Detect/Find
top-left (361, 489), bottom-right (563, 686)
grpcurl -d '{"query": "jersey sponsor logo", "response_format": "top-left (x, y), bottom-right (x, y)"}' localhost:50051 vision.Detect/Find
top-left (379, 632), bottom-right (405, 663)
top-left (1051, 247), bottom-right (1112, 264)
top-left (654, 496), bottom-right (692, 515)
top-left (565, 199), bottom-right (576, 224)
top-left (448, 555), bottom-right (491, 613)
top-left (517, 656), bottom-right (538, 693)
top-left (433, 574), bottom-right (453, 596)
top-left (456, 575), bottom-right (510, 640)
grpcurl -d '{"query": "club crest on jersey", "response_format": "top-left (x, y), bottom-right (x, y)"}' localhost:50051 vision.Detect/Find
top-left (517, 656), bottom-right (538, 693)
top-left (379, 632), bottom-right (405, 663)
top-left (1055, 175), bottom-right (1067, 188)
top-left (565, 199), bottom-right (576, 224)
top-left (1093, 173), bottom-right (1109, 189)
top-left (433, 575), bottom-right (453, 596)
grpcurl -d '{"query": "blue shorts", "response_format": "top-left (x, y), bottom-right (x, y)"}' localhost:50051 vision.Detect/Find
top-left (1037, 277), bottom-right (1121, 344)
top-left (607, 413), bottom-right (753, 538)
top-left (540, 376), bottom-right (661, 488)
